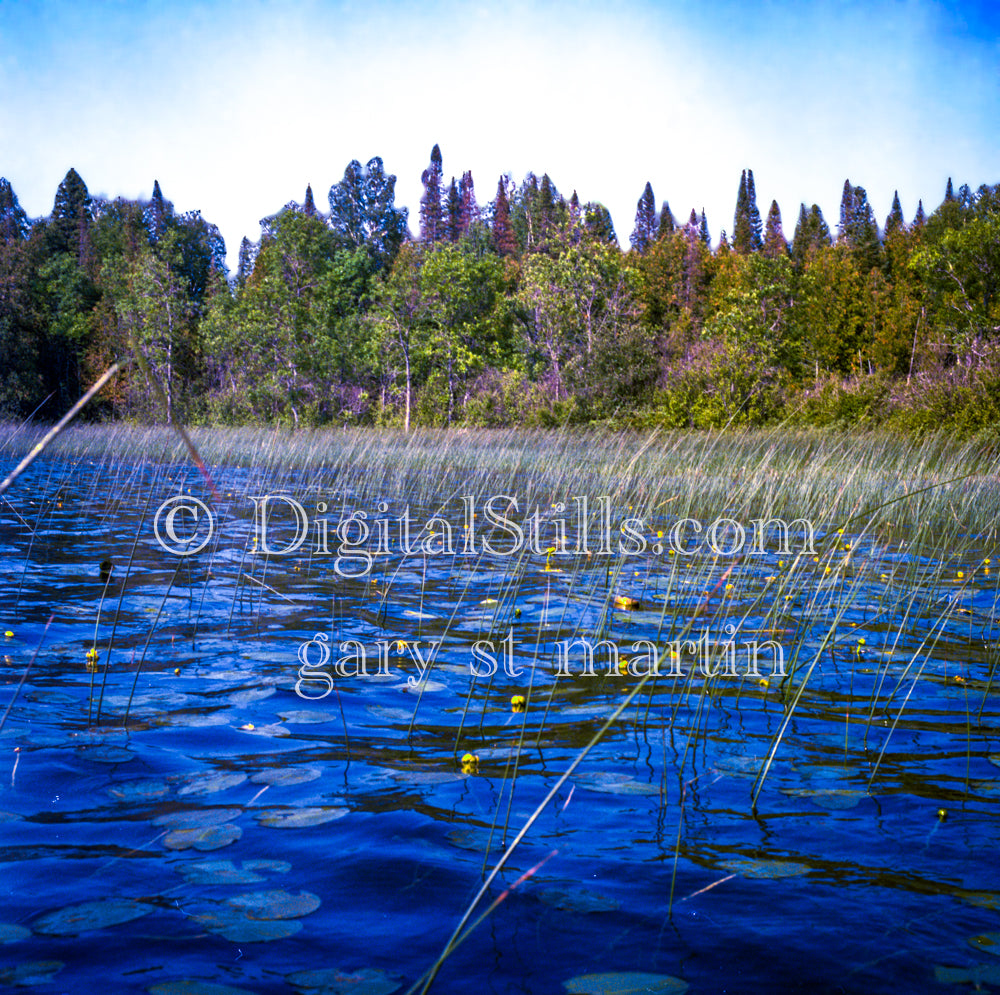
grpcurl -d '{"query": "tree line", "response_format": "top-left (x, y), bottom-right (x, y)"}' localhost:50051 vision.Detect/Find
top-left (1, 147), bottom-right (998, 433)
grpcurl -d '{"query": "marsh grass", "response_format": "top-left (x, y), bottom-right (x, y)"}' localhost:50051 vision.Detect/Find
top-left (2, 420), bottom-right (998, 990)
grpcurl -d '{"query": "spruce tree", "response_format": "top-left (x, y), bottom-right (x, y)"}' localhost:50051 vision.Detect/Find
top-left (763, 199), bottom-right (787, 258)
top-left (0, 178), bottom-right (29, 242)
top-left (884, 190), bottom-right (904, 236)
top-left (303, 184), bottom-right (318, 217)
top-left (458, 171), bottom-right (478, 237)
top-left (699, 209), bottom-right (710, 247)
top-left (328, 156), bottom-right (408, 265)
top-left (839, 182), bottom-right (881, 270)
top-left (838, 178), bottom-right (854, 243)
top-left (630, 181), bottom-right (657, 253)
top-left (419, 144), bottom-right (443, 242)
top-left (746, 169), bottom-right (762, 250)
top-left (445, 177), bottom-right (461, 242)
top-left (538, 173), bottom-right (556, 239)
top-left (49, 167), bottom-right (92, 256)
top-left (944, 177), bottom-right (955, 203)
top-left (913, 199), bottom-right (926, 226)
top-left (657, 202), bottom-right (675, 240)
top-left (791, 203), bottom-right (832, 265)
top-left (492, 176), bottom-right (516, 257)
top-left (148, 179), bottom-right (169, 243)
top-left (236, 236), bottom-right (255, 288)
top-left (733, 170), bottom-right (751, 253)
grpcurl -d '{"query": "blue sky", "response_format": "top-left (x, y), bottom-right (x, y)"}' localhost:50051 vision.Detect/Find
top-left (1, 0), bottom-right (997, 269)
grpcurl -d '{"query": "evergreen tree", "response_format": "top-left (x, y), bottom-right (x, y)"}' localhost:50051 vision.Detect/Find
top-left (583, 202), bottom-right (616, 244)
top-left (838, 181), bottom-right (881, 268)
top-left (420, 144), bottom-right (443, 242)
top-left (458, 170), bottom-right (478, 237)
top-left (236, 236), bottom-right (255, 288)
top-left (913, 199), bottom-right (926, 227)
top-left (657, 202), bottom-right (675, 240)
top-left (746, 169), bottom-right (763, 250)
top-left (733, 170), bottom-right (751, 253)
top-left (699, 209), bottom-right (710, 247)
top-left (944, 177), bottom-right (955, 203)
top-left (884, 190), bottom-right (904, 236)
top-left (538, 173), bottom-right (556, 240)
top-left (491, 177), bottom-right (516, 257)
top-left (148, 179), bottom-right (170, 243)
top-left (303, 184), bottom-right (318, 218)
top-left (328, 156), bottom-right (408, 266)
top-left (838, 179), bottom-right (854, 243)
top-left (733, 170), bottom-right (762, 253)
top-left (763, 199), bottom-right (787, 258)
top-left (791, 203), bottom-right (832, 265)
top-left (49, 167), bottom-right (92, 256)
top-left (0, 178), bottom-right (29, 242)
top-left (445, 177), bottom-right (461, 242)
top-left (630, 181), bottom-right (657, 253)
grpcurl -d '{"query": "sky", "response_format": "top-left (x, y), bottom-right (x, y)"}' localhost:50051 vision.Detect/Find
top-left (1, 0), bottom-right (998, 270)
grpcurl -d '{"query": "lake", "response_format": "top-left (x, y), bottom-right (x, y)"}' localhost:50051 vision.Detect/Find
top-left (1, 426), bottom-right (998, 994)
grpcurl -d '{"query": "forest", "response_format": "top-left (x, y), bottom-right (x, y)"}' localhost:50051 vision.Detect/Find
top-left (1, 145), bottom-right (998, 434)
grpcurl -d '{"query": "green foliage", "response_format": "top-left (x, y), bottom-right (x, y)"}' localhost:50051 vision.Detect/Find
top-left (328, 157), bottom-right (408, 266)
top-left (3, 159), bottom-right (1000, 435)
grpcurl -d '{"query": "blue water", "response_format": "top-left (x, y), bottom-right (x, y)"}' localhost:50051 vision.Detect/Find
top-left (0, 448), bottom-right (998, 994)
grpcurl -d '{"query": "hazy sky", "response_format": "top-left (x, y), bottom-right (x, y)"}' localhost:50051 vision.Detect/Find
top-left (1, 0), bottom-right (997, 268)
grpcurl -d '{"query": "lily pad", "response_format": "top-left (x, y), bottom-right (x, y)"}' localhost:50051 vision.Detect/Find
top-left (254, 807), bottom-right (349, 828)
top-left (576, 773), bottom-right (661, 796)
top-left (277, 710), bottom-right (332, 724)
top-left (238, 723), bottom-right (289, 738)
top-left (0, 961), bottom-right (64, 986)
top-left (563, 972), bottom-right (689, 993)
top-left (934, 963), bottom-right (1000, 985)
top-left (226, 889), bottom-right (320, 920)
top-left (387, 770), bottom-right (462, 785)
top-left (80, 745), bottom-right (135, 764)
top-left (33, 898), bottom-right (154, 936)
top-left (286, 967), bottom-right (402, 994)
top-left (228, 688), bottom-right (276, 706)
top-left (540, 888), bottom-right (620, 913)
top-left (446, 828), bottom-right (502, 852)
top-left (720, 858), bottom-right (810, 879)
top-left (177, 859), bottom-right (291, 886)
top-left (192, 909), bottom-right (301, 943)
top-left (249, 767), bottom-right (322, 786)
top-left (178, 773), bottom-right (247, 797)
top-left (153, 808), bottom-right (242, 830)
top-left (0, 923), bottom-right (31, 943)
top-left (781, 788), bottom-right (865, 810)
top-left (163, 824), bottom-right (242, 851)
top-left (108, 780), bottom-right (171, 802)
top-left (164, 712), bottom-right (231, 729)
top-left (809, 789), bottom-right (864, 810)
top-left (969, 932), bottom-right (1000, 955)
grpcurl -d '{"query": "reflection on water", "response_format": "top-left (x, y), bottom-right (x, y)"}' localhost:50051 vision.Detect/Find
top-left (0, 445), bottom-right (998, 995)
